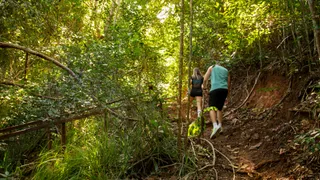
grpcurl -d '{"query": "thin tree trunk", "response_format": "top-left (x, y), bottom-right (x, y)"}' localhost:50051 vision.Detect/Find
top-left (185, 0), bottom-right (193, 147)
top-left (307, 0), bottom-right (320, 60)
top-left (300, 0), bottom-right (313, 62)
top-left (24, 53), bottom-right (28, 80)
top-left (178, 0), bottom-right (185, 156)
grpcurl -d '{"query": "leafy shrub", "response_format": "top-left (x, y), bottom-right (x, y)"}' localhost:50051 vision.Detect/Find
top-left (31, 101), bottom-right (179, 179)
top-left (294, 129), bottom-right (320, 163)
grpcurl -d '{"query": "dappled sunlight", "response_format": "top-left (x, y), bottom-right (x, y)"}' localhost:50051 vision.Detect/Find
top-left (1, 0), bottom-right (320, 179)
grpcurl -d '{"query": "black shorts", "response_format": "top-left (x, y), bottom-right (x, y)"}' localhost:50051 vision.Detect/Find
top-left (190, 88), bottom-right (202, 97)
top-left (209, 88), bottom-right (228, 111)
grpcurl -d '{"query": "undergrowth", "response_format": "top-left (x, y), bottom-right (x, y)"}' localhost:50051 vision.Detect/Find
top-left (31, 103), bottom-right (182, 179)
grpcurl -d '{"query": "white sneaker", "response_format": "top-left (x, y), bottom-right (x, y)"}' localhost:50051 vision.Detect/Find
top-left (216, 123), bottom-right (221, 129)
top-left (197, 110), bottom-right (201, 117)
top-left (210, 126), bottom-right (221, 138)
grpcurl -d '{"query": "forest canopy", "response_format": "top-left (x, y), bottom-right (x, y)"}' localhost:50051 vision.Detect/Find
top-left (1, 0), bottom-right (320, 179)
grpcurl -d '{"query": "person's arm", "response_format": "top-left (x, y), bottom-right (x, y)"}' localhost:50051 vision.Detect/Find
top-left (202, 66), bottom-right (212, 90)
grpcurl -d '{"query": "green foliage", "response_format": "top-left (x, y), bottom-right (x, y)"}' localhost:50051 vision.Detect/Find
top-left (295, 129), bottom-right (320, 153)
top-left (33, 136), bottom-right (124, 179)
top-left (32, 102), bottom-right (178, 179)
top-left (294, 129), bottom-right (320, 164)
top-left (1, 0), bottom-right (320, 178)
top-left (187, 107), bottom-right (217, 137)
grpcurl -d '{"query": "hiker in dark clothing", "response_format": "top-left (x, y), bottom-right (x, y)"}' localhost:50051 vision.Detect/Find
top-left (189, 68), bottom-right (204, 118)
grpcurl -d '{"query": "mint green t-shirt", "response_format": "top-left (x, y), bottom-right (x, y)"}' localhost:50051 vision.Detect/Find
top-left (210, 65), bottom-right (228, 91)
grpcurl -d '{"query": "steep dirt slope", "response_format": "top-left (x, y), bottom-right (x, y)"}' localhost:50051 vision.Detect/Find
top-left (191, 67), bottom-right (320, 179)
top-left (165, 64), bottom-right (320, 179)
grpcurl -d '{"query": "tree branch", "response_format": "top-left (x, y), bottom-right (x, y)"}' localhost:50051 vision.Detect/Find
top-left (0, 42), bottom-right (80, 82)
top-left (0, 107), bottom-right (138, 140)
top-left (0, 81), bottom-right (25, 87)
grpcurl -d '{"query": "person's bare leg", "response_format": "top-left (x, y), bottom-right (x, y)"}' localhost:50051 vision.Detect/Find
top-left (217, 110), bottom-right (223, 132)
top-left (196, 96), bottom-right (202, 117)
top-left (217, 110), bottom-right (223, 125)
top-left (209, 110), bottom-right (217, 125)
top-left (210, 109), bottom-right (219, 138)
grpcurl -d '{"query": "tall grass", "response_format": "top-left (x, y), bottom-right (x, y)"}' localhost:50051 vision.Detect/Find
top-left (32, 103), bottom-right (179, 179)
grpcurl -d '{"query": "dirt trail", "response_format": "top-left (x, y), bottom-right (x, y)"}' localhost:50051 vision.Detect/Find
top-left (181, 71), bottom-right (300, 179)
top-left (199, 110), bottom-right (291, 179)
top-left (167, 69), bottom-right (320, 179)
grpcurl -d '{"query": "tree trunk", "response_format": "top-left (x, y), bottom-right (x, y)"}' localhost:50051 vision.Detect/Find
top-left (178, 0), bottom-right (185, 156)
top-left (300, 0), bottom-right (313, 62)
top-left (185, 0), bottom-right (193, 147)
top-left (307, 0), bottom-right (320, 60)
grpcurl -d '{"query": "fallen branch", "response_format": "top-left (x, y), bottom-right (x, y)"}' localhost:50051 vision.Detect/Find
top-left (0, 107), bottom-right (138, 140)
top-left (0, 42), bottom-right (80, 82)
top-left (0, 108), bottom-right (105, 140)
top-left (0, 118), bottom-right (48, 134)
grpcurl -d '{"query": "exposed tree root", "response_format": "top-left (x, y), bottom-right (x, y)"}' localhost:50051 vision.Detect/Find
top-left (183, 137), bottom-right (218, 179)
top-left (225, 71), bottom-right (261, 118)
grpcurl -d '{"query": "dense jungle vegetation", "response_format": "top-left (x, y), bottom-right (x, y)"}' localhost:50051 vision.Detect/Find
top-left (1, 0), bottom-right (320, 179)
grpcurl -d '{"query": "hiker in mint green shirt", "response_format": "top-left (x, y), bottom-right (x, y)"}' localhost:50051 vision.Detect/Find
top-left (202, 62), bottom-right (231, 138)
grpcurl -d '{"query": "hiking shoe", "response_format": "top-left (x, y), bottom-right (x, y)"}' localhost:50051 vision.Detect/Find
top-left (217, 123), bottom-right (223, 133)
top-left (210, 126), bottom-right (221, 138)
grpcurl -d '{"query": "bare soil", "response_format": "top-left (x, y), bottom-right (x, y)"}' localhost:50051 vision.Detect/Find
top-left (167, 68), bottom-right (320, 180)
